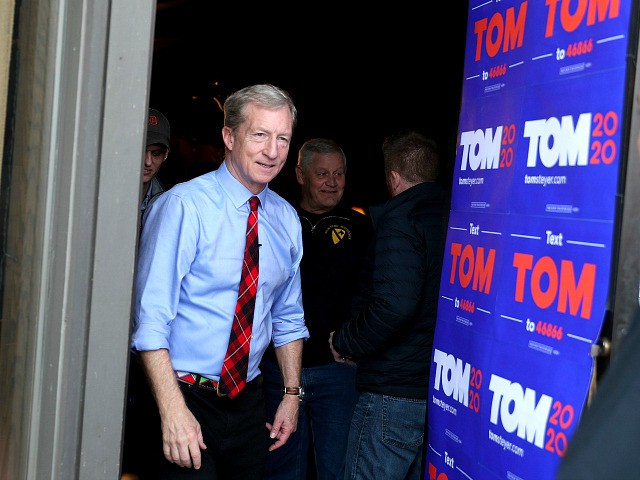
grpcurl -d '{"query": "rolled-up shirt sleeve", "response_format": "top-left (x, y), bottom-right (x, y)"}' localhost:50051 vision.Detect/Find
top-left (270, 233), bottom-right (308, 347)
top-left (132, 192), bottom-right (199, 352)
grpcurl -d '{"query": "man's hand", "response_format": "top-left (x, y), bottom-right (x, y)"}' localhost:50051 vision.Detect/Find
top-left (265, 395), bottom-right (300, 451)
top-left (161, 401), bottom-right (207, 468)
top-left (329, 331), bottom-right (357, 366)
top-left (139, 349), bottom-right (207, 469)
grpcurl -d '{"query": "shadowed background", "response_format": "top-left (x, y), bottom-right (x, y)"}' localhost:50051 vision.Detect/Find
top-left (150, 1), bottom-right (470, 207)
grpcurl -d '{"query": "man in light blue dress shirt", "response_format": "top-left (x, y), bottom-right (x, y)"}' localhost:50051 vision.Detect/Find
top-left (131, 84), bottom-right (309, 479)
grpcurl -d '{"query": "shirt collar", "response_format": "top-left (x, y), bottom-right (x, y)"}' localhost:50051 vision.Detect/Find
top-left (218, 160), bottom-right (266, 209)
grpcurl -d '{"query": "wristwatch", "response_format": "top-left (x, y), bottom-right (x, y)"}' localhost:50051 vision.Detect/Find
top-left (283, 385), bottom-right (305, 401)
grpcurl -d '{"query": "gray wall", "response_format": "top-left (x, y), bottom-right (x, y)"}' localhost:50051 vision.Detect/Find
top-left (0, 0), bottom-right (155, 478)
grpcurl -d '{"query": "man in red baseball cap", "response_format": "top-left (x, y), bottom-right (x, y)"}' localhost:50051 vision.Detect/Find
top-left (121, 107), bottom-right (172, 480)
top-left (141, 108), bottom-right (170, 221)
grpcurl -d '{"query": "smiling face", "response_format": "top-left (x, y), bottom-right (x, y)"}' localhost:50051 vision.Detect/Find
top-left (222, 103), bottom-right (293, 194)
top-left (143, 144), bottom-right (168, 185)
top-left (296, 151), bottom-right (346, 214)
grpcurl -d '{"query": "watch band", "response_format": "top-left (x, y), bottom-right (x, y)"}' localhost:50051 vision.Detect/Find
top-left (283, 386), bottom-right (302, 395)
top-left (283, 385), bottom-right (304, 401)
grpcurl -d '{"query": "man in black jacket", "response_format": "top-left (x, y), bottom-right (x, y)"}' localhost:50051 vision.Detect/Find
top-left (330, 130), bottom-right (448, 480)
top-left (263, 138), bottom-right (373, 480)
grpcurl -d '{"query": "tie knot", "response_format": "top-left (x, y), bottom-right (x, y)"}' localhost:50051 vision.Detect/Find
top-left (249, 196), bottom-right (260, 212)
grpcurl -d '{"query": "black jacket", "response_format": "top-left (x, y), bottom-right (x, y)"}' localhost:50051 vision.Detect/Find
top-left (297, 204), bottom-right (373, 367)
top-left (332, 182), bottom-right (448, 399)
top-left (556, 307), bottom-right (640, 479)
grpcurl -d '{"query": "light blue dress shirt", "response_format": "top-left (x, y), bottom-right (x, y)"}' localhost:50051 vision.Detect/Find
top-left (132, 160), bottom-right (308, 382)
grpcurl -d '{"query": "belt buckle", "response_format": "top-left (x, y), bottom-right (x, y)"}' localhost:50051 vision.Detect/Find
top-left (216, 383), bottom-right (227, 397)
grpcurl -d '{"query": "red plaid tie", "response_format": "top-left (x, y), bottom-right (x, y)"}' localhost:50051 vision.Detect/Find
top-left (218, 196), bottom-right (260, 398)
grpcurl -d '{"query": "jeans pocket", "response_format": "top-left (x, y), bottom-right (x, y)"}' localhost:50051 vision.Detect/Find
top-left (381, 395), bottom-right (426, 448)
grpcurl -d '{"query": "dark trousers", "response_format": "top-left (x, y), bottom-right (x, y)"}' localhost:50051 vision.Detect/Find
top-left (158, 376), bottom-right (268, 480)
top-left (121, 352), bottom-right (164, 479)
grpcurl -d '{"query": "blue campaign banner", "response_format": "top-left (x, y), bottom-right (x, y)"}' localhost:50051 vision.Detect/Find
top-left (439, 211), bottom-right (613, 361)
top-left (438, 210), bottom-right (506, 338)
top-left (452, 91), bottom-right (524, 214)
top-left (453, 69), bottom-right (625, 219)
top-left (427, 1), bottom-right (634, 479)
top-left (428, 320), bottom-right (592, 480)
top-left (511, 70), bottom-right (625, 220)
top-left (461, 0), bottom-right (632, 103)
top-left (493, 214), bottom-right (614, 362)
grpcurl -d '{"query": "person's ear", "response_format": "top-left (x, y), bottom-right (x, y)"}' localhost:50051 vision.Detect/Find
top-left (388, 170), bottom-right (401, 195)
top-left (295, 165), bottom-right (305, 186)
top-left (222, 126), bottom-right (234, 150)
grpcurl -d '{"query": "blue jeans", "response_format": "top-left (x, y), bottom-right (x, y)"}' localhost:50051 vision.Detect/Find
top-left (263, 358), bottom-right (358, 480)
top-left (344, 391), bottom-right (427, 480)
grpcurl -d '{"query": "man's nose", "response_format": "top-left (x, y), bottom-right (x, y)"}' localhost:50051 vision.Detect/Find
top-left (263, 138), bottom-right (280, 158)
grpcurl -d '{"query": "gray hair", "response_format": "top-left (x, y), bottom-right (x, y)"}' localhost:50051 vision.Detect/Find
top-left (297, 138), bottom-right (347, 172)
top-left (223, 84), bottom-right (298, 130)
